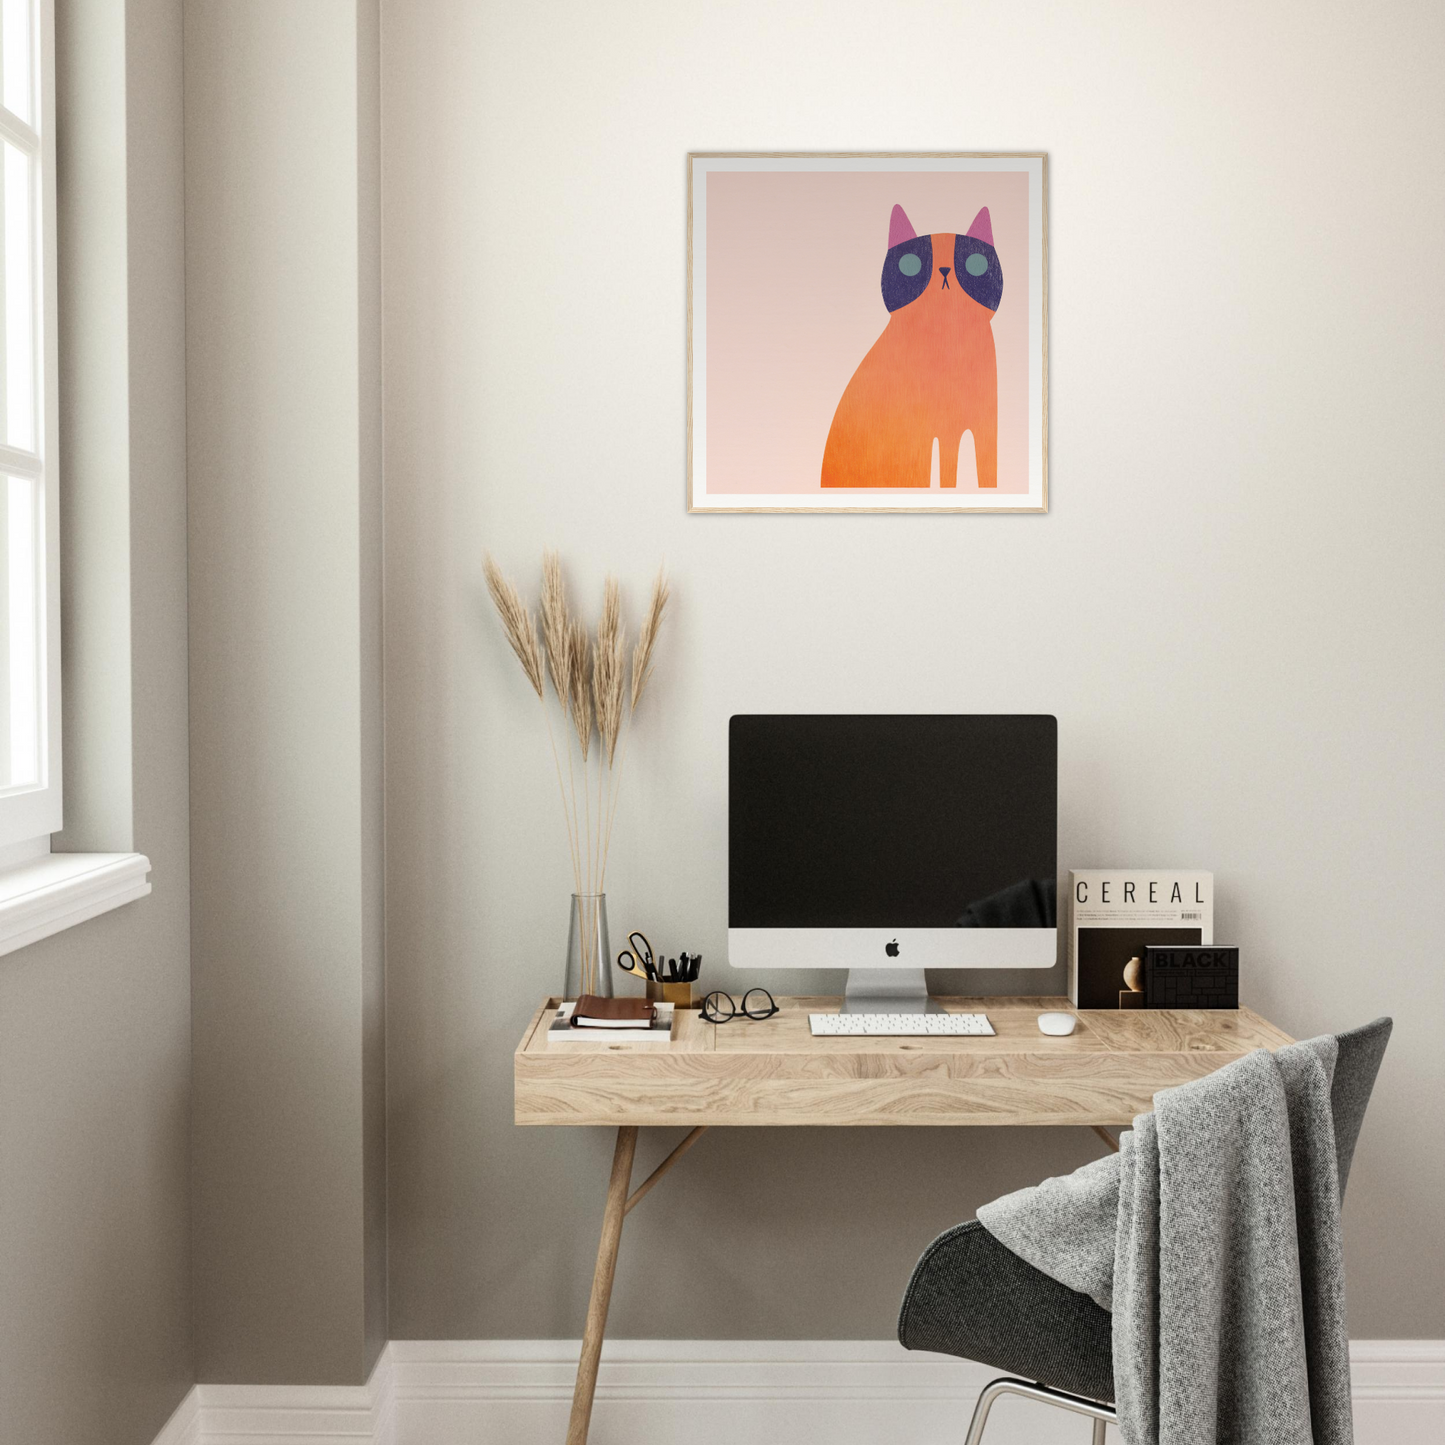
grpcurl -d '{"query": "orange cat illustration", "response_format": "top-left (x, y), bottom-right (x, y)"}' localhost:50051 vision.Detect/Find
top-left (822, 204), bottom-right (1002, 489)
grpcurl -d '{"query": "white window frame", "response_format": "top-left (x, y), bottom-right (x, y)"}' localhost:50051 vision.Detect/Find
top-left (0, 0), bottom-right (59, 853)
top-left (0, 0), bottom-right (150, 955)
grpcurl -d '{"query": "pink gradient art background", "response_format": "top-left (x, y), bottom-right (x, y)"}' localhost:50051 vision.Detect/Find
top-left (704, 169), bottom-right (1031, 495)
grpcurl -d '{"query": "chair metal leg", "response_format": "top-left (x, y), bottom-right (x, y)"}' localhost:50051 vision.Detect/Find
top-left (963, 1377), bottom-right (1117, 1445)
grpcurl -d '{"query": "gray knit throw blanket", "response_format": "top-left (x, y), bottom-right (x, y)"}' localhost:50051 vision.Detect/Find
top-left (977, 1038), bottom-right (1353, 1445)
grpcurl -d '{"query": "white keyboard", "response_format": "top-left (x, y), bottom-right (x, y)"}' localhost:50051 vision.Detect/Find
top-left (808, 1012), bottom-right (995, 1037)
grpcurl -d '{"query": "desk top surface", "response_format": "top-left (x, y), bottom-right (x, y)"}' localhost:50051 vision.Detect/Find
top-left (514, 996), bottom-right (1293, 1128)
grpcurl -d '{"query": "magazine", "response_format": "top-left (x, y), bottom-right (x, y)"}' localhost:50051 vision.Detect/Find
top-left (1068, 870), bottom-right (1213, 1009)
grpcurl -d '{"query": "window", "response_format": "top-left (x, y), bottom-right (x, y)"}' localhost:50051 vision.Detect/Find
top-left (0, 0), bottom-right (57, 855)
top-left (0, 0), bottom-right (149, 951)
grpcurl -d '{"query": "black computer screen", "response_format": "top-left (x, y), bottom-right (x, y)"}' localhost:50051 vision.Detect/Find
top-left (728, 715), bottom-right (1057, 928)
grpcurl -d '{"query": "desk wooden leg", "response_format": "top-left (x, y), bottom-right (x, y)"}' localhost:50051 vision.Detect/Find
top-left (626, 1126), bottom-right (707, 1215)
top-left (566, 1125), bottom-right (638, 1445)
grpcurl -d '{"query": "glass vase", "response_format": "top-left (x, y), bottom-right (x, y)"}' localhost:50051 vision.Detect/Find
top-left (564, 893), bottom-right (612, 1001)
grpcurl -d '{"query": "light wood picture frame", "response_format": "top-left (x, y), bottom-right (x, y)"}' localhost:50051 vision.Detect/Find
top-left (687, 153), bottom-right (1048, 514)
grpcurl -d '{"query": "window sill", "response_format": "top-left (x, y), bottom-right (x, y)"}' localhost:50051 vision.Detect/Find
top-left (0, 852), bottom-right (152, 958)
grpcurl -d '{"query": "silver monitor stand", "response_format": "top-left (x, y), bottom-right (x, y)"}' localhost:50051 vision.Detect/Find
top-left (840, 967), bottom-right (942, 1014)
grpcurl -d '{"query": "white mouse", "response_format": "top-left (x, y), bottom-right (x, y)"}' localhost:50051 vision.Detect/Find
top-left (1037, 1011), bottom-right (1078, 1037)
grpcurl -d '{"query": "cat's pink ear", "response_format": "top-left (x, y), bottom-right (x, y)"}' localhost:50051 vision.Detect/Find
top-left (965, 207), bottom-right (994, 246)
top-left (888, 204), bottom-right (917, 248)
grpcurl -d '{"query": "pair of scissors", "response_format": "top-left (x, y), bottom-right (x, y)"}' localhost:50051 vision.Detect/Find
top-left (616, 930), bottom-right (657, 982)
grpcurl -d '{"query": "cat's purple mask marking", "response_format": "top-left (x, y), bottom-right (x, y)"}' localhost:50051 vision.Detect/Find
top-left (880, 205), bottom-right (1003, 315)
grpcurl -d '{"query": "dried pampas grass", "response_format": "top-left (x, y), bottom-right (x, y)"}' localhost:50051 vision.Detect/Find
top-left (540, 550), bottom-right (572, 706)
top-left (483, 555), bottom-right (544, 700)
top-left (567, 618), bottom-right (593, 761)
top-left (593, 578), bottom-right (625, 766)
top-left (483, 551), bottom-right (669, 917)
top-left (631, 568), bottom-right (669, 710)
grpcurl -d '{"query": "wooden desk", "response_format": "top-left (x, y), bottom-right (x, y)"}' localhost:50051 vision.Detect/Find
top-left (514, 995), bottom-right (1293, 1444)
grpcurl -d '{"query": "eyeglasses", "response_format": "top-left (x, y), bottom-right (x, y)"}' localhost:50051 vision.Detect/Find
top-left (700, 988), bottom-right (779, 1023)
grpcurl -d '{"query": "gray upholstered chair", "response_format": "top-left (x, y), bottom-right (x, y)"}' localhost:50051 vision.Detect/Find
top-left (898, 1018), bottom-right (1392, 1444)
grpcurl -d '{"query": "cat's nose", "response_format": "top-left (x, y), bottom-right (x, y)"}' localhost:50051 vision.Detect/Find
top-left (939, 267), bottom-right (951, 279)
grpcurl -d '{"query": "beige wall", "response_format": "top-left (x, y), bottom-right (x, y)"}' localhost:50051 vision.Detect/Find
top-left (382, 0), bottom-right (1445, 1343)
top-left (357, 0), bottom-right (388, 1379)
top-left (0, 2), bottom-right (193, 1443)
top-left (186, 0), bottom-right (385, 1386)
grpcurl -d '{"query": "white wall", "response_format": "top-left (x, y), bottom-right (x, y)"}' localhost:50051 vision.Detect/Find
top-left (185, 0), bottom-right (385, 1387)
top-left (2, 3), bottom-right (193, 1444)
top-left (382, 0), bottom-right (1445, 1342)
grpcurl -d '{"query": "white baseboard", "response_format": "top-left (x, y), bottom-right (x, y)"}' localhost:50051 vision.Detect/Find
top-left (150, 1338), bottom-right (1445, 1445)
top-left (150, 1385), bottom-right (200, 1445)
top-left (150, 1353), bottom-right (394, 1445)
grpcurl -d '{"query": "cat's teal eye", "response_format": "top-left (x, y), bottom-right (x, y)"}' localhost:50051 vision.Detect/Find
top-left (898, 253), bottom-right (923, 277)
top-left (964, 252), bottom-right (989, 277)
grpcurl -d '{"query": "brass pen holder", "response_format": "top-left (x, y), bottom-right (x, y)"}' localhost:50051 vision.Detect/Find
top-left (648, 979), bottom-right (694, 1009)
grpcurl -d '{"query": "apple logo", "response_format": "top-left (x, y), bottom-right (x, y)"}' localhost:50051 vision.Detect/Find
top-left (885, 939), bottom-right (900, 957)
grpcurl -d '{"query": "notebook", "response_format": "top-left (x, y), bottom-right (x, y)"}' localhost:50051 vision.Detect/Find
top-left (571, 994), bottom-right (656, 1028)
top-left (546, 1000), bottom-right (675, 1045)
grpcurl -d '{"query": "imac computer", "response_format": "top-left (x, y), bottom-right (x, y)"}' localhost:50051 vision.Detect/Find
top-left (728, 714), bottom-right (1058, 1013)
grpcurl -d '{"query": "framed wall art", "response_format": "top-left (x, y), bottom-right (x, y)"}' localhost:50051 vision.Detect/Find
top-left (687, 153), bottom-right (1047, 514)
